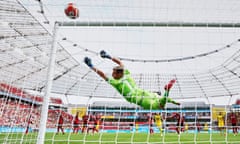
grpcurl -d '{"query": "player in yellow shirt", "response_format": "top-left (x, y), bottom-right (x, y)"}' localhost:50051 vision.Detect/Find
top-left (185, 123), bottom-right (188, 133)
top-left (154, 113), bottom-right (163, 136)
top-left (217, 112), bottom-right (225, 136)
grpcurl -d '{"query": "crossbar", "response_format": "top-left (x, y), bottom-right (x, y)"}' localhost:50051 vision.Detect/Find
top-left (56, 21), bottom-right (240, 28)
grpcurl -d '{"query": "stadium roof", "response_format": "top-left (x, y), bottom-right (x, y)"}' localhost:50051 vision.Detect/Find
top-left (0, 0), bottom-right (240, 105)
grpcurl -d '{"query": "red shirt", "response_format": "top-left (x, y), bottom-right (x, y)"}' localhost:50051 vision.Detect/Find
top-left (94, 119), bottom-right (100, 125)
top-left (58, 115), bottom-right (64, 124)
top-left (73, 115), bottom-right (79, 124)
top-left (96, 115), bottom-right (101, 120)
top-left (82, 115), bottom-right (89, 124)
top-left (172, 113), bottom-right (184, 124)
top-left (230, 114), bottom-right (237, 124)
top-left (196, 122), bottom-right (201, 129)
top-left (94, 115), bottom-right (101, 125)
top-left (27, 117), bottom-right (32, 125)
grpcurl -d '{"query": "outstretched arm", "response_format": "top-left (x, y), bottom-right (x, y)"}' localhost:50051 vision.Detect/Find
top-left (92, 67), bottom-right (108, 81)
top-left (111, 57), bottom-right (124, 67)
top-left (84, 57), bottom-right (108, 81)
top-left (100, 50), bottom-right (124, 67)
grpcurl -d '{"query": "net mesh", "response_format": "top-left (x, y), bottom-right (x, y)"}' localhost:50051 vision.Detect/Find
top-left (0, 0), bottom-right (240, 144)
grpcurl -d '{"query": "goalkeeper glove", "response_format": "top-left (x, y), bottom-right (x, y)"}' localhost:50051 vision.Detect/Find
top-left (84, 57), bottom-right (93, 68)
top-left (100, 50), bottom-right (111, 59)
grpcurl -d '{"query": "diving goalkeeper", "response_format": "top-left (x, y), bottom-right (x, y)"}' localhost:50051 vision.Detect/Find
top-left (84, 50), bottom-right (180, 110)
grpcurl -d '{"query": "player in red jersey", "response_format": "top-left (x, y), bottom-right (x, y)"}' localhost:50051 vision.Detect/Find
top-left (87, 115), bottom-right (95, 134)
top-left (196, 121), bottom-right (201, 133)
top-left (230, 112), bottom-right (238, 136)
top-left (148, 113), bottom-right (154, 134)
top-left (93, 114), bottom-right (101, 134)
top-left (169, 112), bottom-right (185, 135)
top-left (73, 112), bottom-right (80, 134)
top-left (25, 115), bottom-right (32, 134)
top-left (57, 113), bottom-right (64, 135)
top-left (81, 114), bottom-right (89, 133)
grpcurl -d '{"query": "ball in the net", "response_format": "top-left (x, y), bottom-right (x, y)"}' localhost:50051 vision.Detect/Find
top-left (64, 3), bottom-right (79, 19)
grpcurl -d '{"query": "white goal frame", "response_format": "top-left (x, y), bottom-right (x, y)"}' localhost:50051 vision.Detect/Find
top-left (36, 21), bottom-right (240, 144)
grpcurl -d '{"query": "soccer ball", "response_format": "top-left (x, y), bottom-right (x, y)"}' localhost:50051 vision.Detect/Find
top-left (64, 3), bottom-right (79, 19)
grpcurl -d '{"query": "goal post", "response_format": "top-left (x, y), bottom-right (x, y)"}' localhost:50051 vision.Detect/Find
top-left (36, 22), bottom-right (59, 144)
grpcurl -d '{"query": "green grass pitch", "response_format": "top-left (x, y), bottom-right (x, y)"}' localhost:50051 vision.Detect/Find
top-left (0, 132), bottom-right (239, 144)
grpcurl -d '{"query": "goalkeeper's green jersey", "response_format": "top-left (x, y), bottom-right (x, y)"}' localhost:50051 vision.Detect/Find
top-left (107, 69), bottom-right (175, 109)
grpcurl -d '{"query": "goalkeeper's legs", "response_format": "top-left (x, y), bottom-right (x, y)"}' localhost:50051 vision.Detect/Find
top-left (159, 79), bottom-right (176, 109)
top-left (164, 79), bottom-right (176, 91)
top-left (163, 79), bottom-right (176, 99)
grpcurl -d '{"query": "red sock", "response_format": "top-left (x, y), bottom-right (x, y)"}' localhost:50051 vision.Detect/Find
top-left (150, 128), bottom-right (154, 134)
top-left (176, 127), bottom-right (180, 134)
top-left (165, 79), bottom-right (176, 90)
